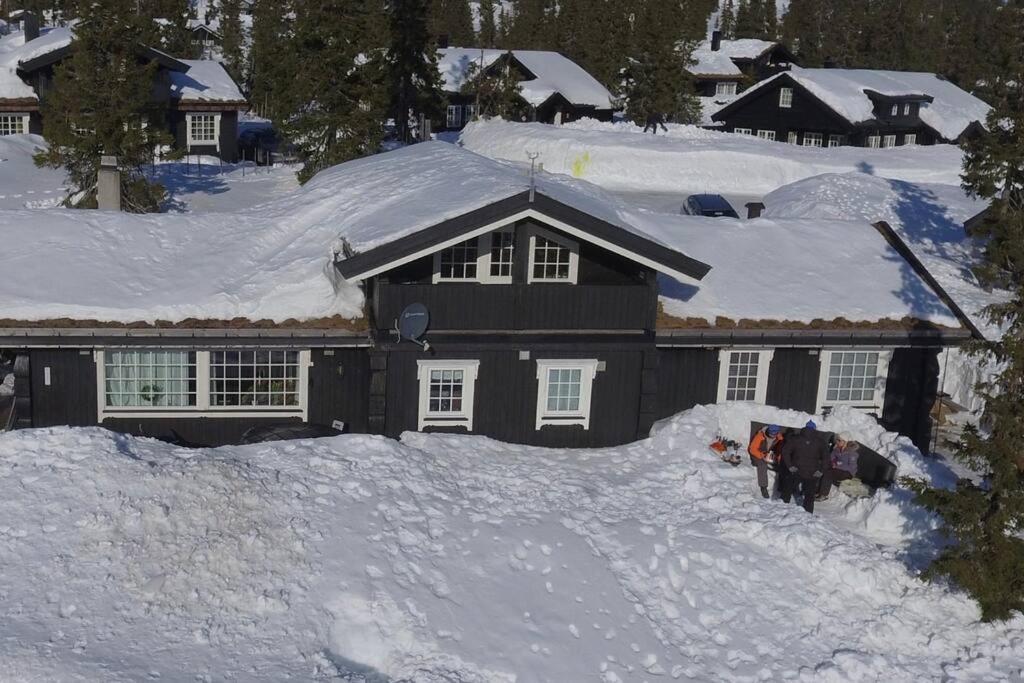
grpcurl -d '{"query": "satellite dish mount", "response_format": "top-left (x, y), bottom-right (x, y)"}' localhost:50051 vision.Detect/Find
top-left (394, 303), bottom-right (431, 351)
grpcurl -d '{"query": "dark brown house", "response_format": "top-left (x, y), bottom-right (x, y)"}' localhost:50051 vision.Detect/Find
top-left (689, 32), bottom-right (797, 98)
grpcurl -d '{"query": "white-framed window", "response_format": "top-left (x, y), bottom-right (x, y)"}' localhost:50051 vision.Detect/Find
top-left (431, 228), bottom-right (515, 284)
top-left (757, 129), bottom-right (776, 141)
top-left (446, 104), bottom-right (462, 128)
top-left (96, 349), bottom-right (310, 419)
top-left (0, 113), bottom-right (29, 136)
top-left (527, 225), bottom-right (578, 284)
top-left (867, 135), bottom-right (881, 148)
top-left (464, 103), bottom-right (478, 122)
top-left (903, 133), bottom-right (917, 145)
top-left (715, 81), bottom-right (738, 97)
top-left (890, 104), bottom-right (899, 116)
top-left (903, 103), bottom-right (911, 116)
top-left (815, 349), bottom-right (891, 413)
top-left (828, 134), bottom-right (846, 147)
top-left (734, 127), bottom-right (753, 135)
top-left (802, 132), bottom-right (823, 147)
top-left (535, 359), bottom-right (599, 430)
top-left (417, 359), bottom-right (479, 431)
top-left (186, 113), bottom-right (219, 149)
top-left (436, 237), bottom-right (480, 281)
top-left (779, 87), bottom-right (793, 108)
top-left (787, 131), bottom-right (798, 144)
top-left (488, 227), bottom-right (515, 280)
top-left (716, 349), bottom-right (774, 404)
top-left (883, 134), bottom-right (897, 148)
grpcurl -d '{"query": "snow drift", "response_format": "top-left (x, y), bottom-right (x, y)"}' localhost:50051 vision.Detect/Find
top-left (0, 405), bottom-right (1022, 680)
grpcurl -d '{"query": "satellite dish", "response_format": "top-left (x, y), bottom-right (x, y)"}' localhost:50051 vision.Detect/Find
top-left (394, 303), bottom-right (430, 351)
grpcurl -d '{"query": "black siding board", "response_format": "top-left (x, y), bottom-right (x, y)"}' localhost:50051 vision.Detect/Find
top-left (654, 348), bottom-right (720, 420)
top-left (882, 348), bottom-right (940, 452)
top-left (307, 348), bottom-right (370, 432)
top-left (101, 416), bottom-right (302, 446)
top-left (30, 350), bottom-right (98, 427)
top-left (765, 348), bottom-right (821, 413)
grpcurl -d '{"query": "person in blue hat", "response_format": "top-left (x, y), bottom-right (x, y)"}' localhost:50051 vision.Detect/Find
top-left (779, 420), bottom-right (830, 513)
top-left (747, 423), bottom-right (785, 498)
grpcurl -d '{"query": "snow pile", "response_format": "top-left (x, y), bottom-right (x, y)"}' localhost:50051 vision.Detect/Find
top-left (0, 372), bottom-right (12, 397)
top-left (459, 118), bottom-right (970, 195)
top-left (169, 59), bottom-right (245, 103)
top-left (0, 134), bottom-right (66, 210)
top-left (1, 405), bottom-right (1022, 680)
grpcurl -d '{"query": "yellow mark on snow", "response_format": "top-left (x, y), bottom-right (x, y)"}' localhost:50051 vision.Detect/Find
top-left (571, 152), bottom-right (591, 178)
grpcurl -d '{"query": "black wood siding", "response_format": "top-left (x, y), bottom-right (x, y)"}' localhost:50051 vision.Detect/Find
top-left (30, 350), bottom-right (98, 427)
top-left (882, 347), bottom-right (940, 452)
top-left (382, 343), bottom-right (646, 447)
top-left (308, 348), bottom-right (370, 433)
top-left (170, 109), bottom-right (240, 162)
top-left (654, 348), bottom-right (720, 420)
top-left (765, 348), bottom-right (821, 414)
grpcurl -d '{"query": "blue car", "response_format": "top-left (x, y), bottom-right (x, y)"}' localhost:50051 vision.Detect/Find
top-left (681, 194), bottom-right (740, 218)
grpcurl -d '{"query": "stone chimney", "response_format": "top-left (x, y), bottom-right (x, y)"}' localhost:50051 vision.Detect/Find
top-left (746, 202), bottom-right (765, 219)
top-left (97, 156), bottom-right (121, 211)
top-left (22, 11), bottom-right (39, 42)
top-left (711, 30), bottom-right (722, 52)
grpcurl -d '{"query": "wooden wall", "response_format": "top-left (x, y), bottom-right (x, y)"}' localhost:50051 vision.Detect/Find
top-left (882, 347), bottom-right (940, 452)
top-left (653, 348), bottom-right (720, 420)
top-left (765, 348), bottom-right (821, 414)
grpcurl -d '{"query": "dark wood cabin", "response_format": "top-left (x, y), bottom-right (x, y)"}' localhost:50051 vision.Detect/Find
top-left (690, 32), bottom-right (798, 98)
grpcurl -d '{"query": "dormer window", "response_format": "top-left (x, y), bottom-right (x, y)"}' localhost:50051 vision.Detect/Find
top-left (528, 226), bottom-right (578, 284)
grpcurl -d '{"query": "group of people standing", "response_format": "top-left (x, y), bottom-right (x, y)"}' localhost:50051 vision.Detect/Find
top-left (747, 421), bottom-right (861, 514)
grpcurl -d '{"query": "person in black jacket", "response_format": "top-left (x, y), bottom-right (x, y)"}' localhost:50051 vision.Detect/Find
top-left (779, 420), bottom-right (830, 513)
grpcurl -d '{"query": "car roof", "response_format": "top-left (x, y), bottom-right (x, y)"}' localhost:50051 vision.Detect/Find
top-left (689, 194), bottom-right (734, 211)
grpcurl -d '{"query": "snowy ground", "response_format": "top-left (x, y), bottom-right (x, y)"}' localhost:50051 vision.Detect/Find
top-left (1, 405), bottom-right (1022, 681)
top-left (0, 135), bottom-right (66, 210)
top-left (151, 157), bottom-right (301, 214)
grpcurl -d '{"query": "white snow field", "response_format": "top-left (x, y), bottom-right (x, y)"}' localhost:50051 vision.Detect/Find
top-left (1, 405), bottom-right (1022, 681)
top-left (0, 134), bottom-right (66, 210)
top-left (458, 118), bottom-right (970, 195)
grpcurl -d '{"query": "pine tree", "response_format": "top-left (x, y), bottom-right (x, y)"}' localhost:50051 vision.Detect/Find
top-left (219, 0), bottom-right (245, 83)
top-left (33, 0), bottom-right (172, 211)
top-left (734, 0), bottom-right (762, 39)
top-left (432, 0), bottom-right (474, 46)
top-left (284, 0), bottom-right (386, 182)
top-left (505, 0), bottom-right (555, 49)
top-left (761, 0), bottom-right (777, 39)
top-left (719, 0), bottom-right (736, 39)
top-left (907, 1), bottom-right (1024, 622)
top-left (461, 51), bottom-right (528, 121)
top-left (386, 0), bottom-right (444, 143)
top-left (248, 0), bottom-right (295, 120)
top-left (478, 0), bottom-right (498, 48)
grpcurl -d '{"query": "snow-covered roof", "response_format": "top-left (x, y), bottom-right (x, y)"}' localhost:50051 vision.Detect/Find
top-left (736, 68), bottom-right (992, 141)
top-left (0, 26), bottom-right (74, 101)
top-left (437, 47), bottom-right (614, 109)
top-left (169, 59), bottom-right (245, 104)
top-left (689, 38), bottom-right (781, 77)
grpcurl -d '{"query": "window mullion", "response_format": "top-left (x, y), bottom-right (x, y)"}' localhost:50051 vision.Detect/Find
top-left (197, 350), bottom-right (211, 410)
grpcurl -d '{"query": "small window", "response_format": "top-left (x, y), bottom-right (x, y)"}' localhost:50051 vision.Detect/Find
top-left (827, 134), bottom-right (845, 148)
top-left (104, 350), bottom-right (197, 408)
top-left (882, 134), bottom-right (897, 148)
top-left (186, 113), bottom-right (218, 145)
top-left (209, 350), bottom-right (301, 408)
top-left (446, 104), bottom-right (462, 128)
top-left (903, 133), bottom-right (917, 145)
top-left (527, 227), bottom-right (578, 284)
top-left (0, 114), bottom-right (28, 136)
top-left (417, 360), bottom-right (479, 430)
top-left (715, 81), bottom-right (737, 97)
top-left (903, 103), bottom-right (911, 116)
top-left (464, 103), bottom-right (478, 122)
top-left (802, 132), bottom-right (823, 147)
top-left (867, 135), bottom-right (881, 148)
top-left (890, 104), bottom-right (899, 116)
top-left (787, 131), bottom-right (798, 144)
top-left (436, 238), bottom-right (479, 281)
top-left (488, 228), bottom-right (515, 280)
top-left (757, 130), bottom-right (776, 141)
top-left (535, 359), bottom-right (599, 430)
top-left (734, 127), bottom-right (753, 135)
top-left (717, 349), bottom-right (773, 404)
top-left (779, 87), bottom-right (793, 108)
top-left (817, 350), bottom-right (890, 413)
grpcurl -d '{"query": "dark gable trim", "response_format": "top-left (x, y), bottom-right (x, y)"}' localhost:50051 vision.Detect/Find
top-left (711, 72), bottom-right (856, 131)
top-left (18, 43), bottom-right (189, 74)
top-left (191, 25), bottom-right (222, 39)
top-left (864, 89), bottom-right (934, 105)
top-left (0, 329), bottom-right (371, 348)
top-left (335, 191), bottom-right (712, 282)
top-left (17, 43), bottom-right (72, 72)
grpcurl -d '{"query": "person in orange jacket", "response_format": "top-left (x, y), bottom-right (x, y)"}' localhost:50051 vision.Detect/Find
top-left (748, 424), bottom-right (784, 499)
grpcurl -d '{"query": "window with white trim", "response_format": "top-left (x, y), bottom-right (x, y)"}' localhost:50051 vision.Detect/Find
top-left (867, 135), bottom-right (881, 148)
top-left (97, 349), bottom-right (310, 418)
top-left (0, 113), bottom-right (28, 136)
top-left (464, 103), bottom-right (478, 122)
top-left (890, 104), bottom-right (899, 116)
top-left (828, 134), bottom-right (846, 148)
top-left (436, 238), bottom-right (480, 281)
top-left (528, 226), bottom-right (578, 284)
top-left (417, 360), bottom-right (479, 430)
top-left (903, 103), bottom-right (911, 116)
top-left (446, 104), bottom-right (462, 128)
top-left (882, 134), bottom-right (897, 148)
top-left (787, 131), bottom-right (798, 144)
top-left (535, 359), bottom-right (598, 429)
top-left (716, 349), bottom-right (773, 403)
top-left (802, 132), bottom-right (823, 147)
top-left (186, 113), bottom-right (218, 147)
top-left (779, 87), bottom-right (793, 108)
top-left (733, 127), bottom-right (753, 135)
top-left (757, 129), bottom-right (776, 141)
top-left (431, 228), bottom-right (515, 284)
top-left (488, 228), bottom-right (515, 279)
top-left (715, 81), bottom-right (738, 97)
top-left (816, 350), bottom-right (890, 412)
top-left (903, 133), bottom-right (916, 145)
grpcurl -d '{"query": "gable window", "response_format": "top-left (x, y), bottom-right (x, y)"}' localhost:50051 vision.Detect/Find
top-left (779, 87), bottom-right (793, 108)
top-left (890, 104), bottom-right (899, 116)
top-left (903, 133), bottom-right (917, 145)
top-left (787, 131), bottom-right (798, 144)
top-left (535, 359), bottom-right (598, 430)
top-left (417, 360), bottom-right (479, 430)
top-left (488, 228), bottom-right (515, 280)
top-left (446, 105), bottom-right (462, 128)
top-left (828, 134), bottom-right (846, 148)
top-left (97, 349), bottom-right (310, 419)
top-left (0, 114), bottom-right (28, 136)
top-left (816, 350), bottom-right (891, 413)
top-left (882, 134), bottom-right (897, 148)
top-left (903, 103), bottom-right (911, 116)
top-left (715, 81), bottom-right (738, 97)
top-left (734, 127), bottom-right (753, 135)
top-left (186, 113), bottom-right (219, 148)
top-left (802, 132), bottom-right (823, 147)
top-left (437, 238), bottom-right (480, 281)
top-left (867, 135), bottom-right (881, 148)
top-left (757, 130), bottom-right (776, 141)
top-left (528, 226), bottom-right (578, 284)
top-left (717, 349), bottom-right (773, 404)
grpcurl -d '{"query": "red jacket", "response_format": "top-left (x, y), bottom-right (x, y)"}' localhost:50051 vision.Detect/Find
top-left (748, 429), bottom-right (783, 462)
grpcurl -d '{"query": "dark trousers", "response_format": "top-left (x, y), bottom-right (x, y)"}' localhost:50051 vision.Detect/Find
top-left (781, 473), bottom-right (819, 513)
top-left (820, 468), bottom-right (853, 497)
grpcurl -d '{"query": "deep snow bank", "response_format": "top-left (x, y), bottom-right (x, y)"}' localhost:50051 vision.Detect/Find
top-left (459, 119), bottom-right (969, 195)
top-left (0, 134), bottom-right (66, 210)
top-left (0, 406), bottom-right (1021, 681)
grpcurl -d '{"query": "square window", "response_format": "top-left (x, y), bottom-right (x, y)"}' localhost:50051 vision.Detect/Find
top-left (716, 81), bottom-right (738, 97)
top-left (187, 114), bottom-right (217, 144)
top-left (802, 133), bottom-right (823, 147)
top-left (0, 114), bottom-right (27, 136)
top-left (820, 350), bottom-right (887, 410)
top-left (757, 130), bottom-right (776, 141)
top-left (536, 360), bottom-right (598, 429)
top-left (418, 361), bottom-right (479, 430)
top-left (883, 134), bottom-right (897, 148)
top-left (529, 229), bottom-right (577, 283)
top-left (104, 350), bottom-right (197, 408)
top-left (904, 133), bottom-right (917, 145)
top-left (437, 238), bottom-right (479, 280)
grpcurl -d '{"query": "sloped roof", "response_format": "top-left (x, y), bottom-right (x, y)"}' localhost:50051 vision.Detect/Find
top-left (169, 59), bottom-right (245, 104)
top-left (0, 26), bottom-right (73, 101)
top-left (437, 47), bottom-right (614, 109)
top-left (688, 38), bottom-right (783, 78)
